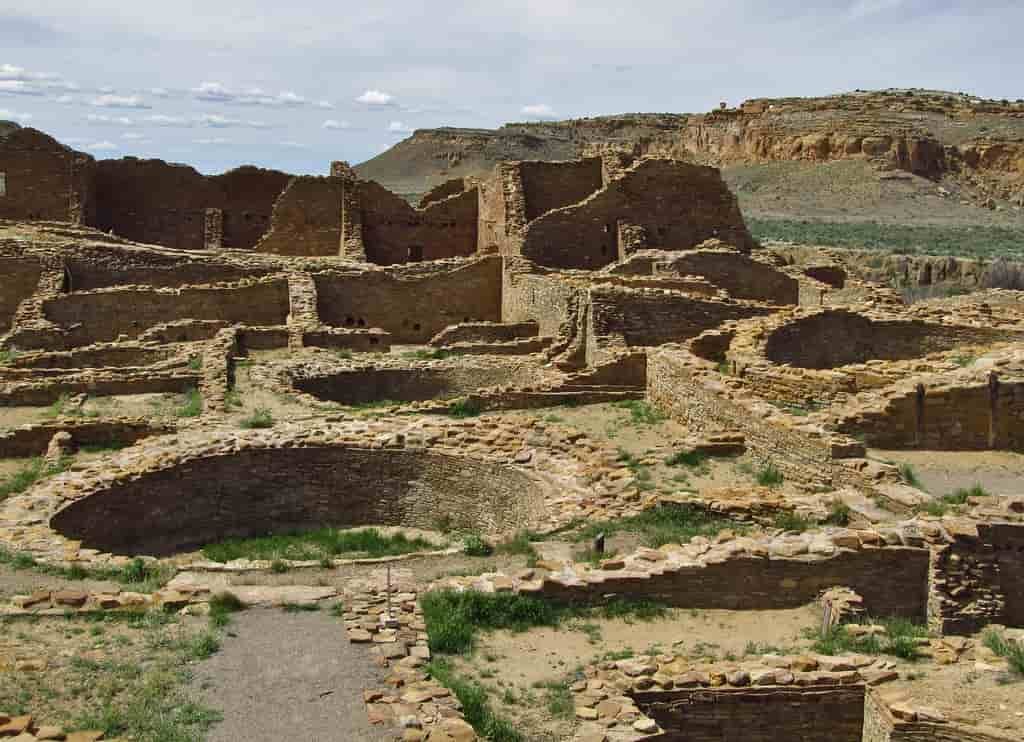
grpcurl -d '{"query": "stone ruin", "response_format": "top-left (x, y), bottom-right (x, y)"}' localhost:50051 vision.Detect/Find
top-left (0, 125), bottom-right (1022, 742)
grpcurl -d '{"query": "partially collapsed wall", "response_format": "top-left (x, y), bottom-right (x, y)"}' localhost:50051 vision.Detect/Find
top-left (0, 125), bottom-right (95, 223)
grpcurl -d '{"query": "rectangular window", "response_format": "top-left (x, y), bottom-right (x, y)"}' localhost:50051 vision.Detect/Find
top-left (0, 172), bottom-right (6, 197)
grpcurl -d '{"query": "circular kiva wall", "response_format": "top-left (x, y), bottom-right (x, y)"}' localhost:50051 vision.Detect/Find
top-left (763, 310), bottom-right (1007, 370)
top-left (292, 364), bottom-right (530, 405)
top-left (50, 447), bottom-right (546, 557)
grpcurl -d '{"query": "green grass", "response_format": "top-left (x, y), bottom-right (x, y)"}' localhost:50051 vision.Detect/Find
top-left (207, 592), bottom-right (245, 629)
top-left (983, 629), bottom-right (1024, 677)
top-left (824, 500), bottom-right (853, 527)
top-left (200, 527), bottom-right (437, 563)
top-left (748, 218), bottom-right (1024, 262)
top-left (899, 463), bottom-right (923, 489)
top-left (0, 456), bottom-right (70, 502)
top-left (176, 387), bottom-right (203, 418)
top-left (403, 348), bottom-right (451, 361)
top-left (80, 439), bottom-right (128, 454)
top-left (756, 462), bottom-right (784, 488)
top-left (772, 511), bottom-right (813, 533)
top-left (540, 680), bottom-right (574, 719)
top-left (447, 398), bottom-right (483, 418)
top-left (574, 502), bottom-right (740, 548)
top-left (665, 450), bottom-right (710, 470)
top-left (239, 407), bottom-right (274, 429)
top-left (426, 658), bottom-right (523, 742)
top-left (613, 400), bottom-right (666, 425)
top-left (920, 485), bottom-right (984, 516)
top-left (806, 617), bottom-right (928, 660)
top-left (0, 549), bottom-right (171, 592)
top-left (463, 533), bottom-right (494, 557)
top-left (0, 347), bottom-right (19, 365)
top-left (420, 590), bottom-right (667, 655)
top-left (41, 393), bottom-right (99, 420)
top-left (187, 355), bottom-right (203, 371)
top-left (496, 530), bottom-right (540, 563)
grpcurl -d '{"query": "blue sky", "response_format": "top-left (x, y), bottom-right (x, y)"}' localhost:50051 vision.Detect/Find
top-left (1, 1), bottom-right (1021, 174)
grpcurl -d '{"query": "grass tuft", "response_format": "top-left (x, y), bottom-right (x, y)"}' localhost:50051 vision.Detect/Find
top-left (575, 502), bottom-right (740, 548)
top-left (983, 629), bottom-right (1024, 677)
top-left (201, 527), bottom-right (436, 563)
top-left (463, 533), bottom-right (495, 557)
top-left (0, 456), bottom-right (70, 502)
top-left (613, 400), bottom-right (666, 425)
top-left (898, 463), bottom-right (922, 489)
top-left (239, 407), bottom-right (274, 429)
top-left (176, 387), bottom-right (203, 418)
top-left (447, 398), bottom-right (483, 418)
top-left (426, 658), bottom-right (524, 742)
top-left (806, 617), bottom-right (927, 660)
top-left (756, 461), bottom-right (784, 488)
top-left (824, 499), bottom-right (853, 527)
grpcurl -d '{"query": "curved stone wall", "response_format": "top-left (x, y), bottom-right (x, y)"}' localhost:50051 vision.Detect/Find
top-left (50, 446), bottom-right (546, 556)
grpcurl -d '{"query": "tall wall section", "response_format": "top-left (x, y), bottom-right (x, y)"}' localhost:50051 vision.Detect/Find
top-left (520, 158), bottom-right (755, 269)
top-left (0, 126), bottom-right (95, 223)
top-left (254, 176), bottom-right (345, 257)
top-left (92, 160), bottom-right (291, 250)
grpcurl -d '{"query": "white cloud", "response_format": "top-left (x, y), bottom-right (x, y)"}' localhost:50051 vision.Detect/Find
top-left (142, 114), bottom-right (192, 127)
top-left (150, 87), bottom-right (171, 98)
top-left (192, 81), bottom-right (307, 106)
top-left (386, 120), bottom-right (412, 133)
top-left (357, 89), bottom-right (395, 106)
top-left (280, 140), bottom-right (307, 148)
top-left (322, 119), bottom-right (351, 130)
top-left (520, 103), bottom-right (559, 120)
top-left (54, 94), bottom-right (75, 104)
top-left (315, 99), bottom-right (334, 109)
top-left (195, 113), bottom-right (269, 128)
top-left (85, 140), bottom-right (118, 151)
top-left (122, 131), bottom-right (145, 140)
top-left (0, 80), bottom-right (44, 96)
top-left (193, 137), bottom-right (231, 145)
top-left (0, 64), bottom-right (77, 96)
top-left (90, 94), bottom-right (151, 109)
top-left (86, 113), bottom-right (134, 125)
top-left (0, 107), bottom-right (33, 123)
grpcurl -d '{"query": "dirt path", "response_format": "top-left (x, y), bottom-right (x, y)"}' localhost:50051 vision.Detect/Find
top-left (194, 608), bottom-right (394, 742)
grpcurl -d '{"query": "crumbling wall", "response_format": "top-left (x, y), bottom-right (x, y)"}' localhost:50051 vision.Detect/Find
top-left (518, 159), bottom-right (603, 221)
top-left (357, 180), bottom-right (478, 264)
top-left (0, 257), bottom-right (43, 333)
top-left (39, 279), bottom-right (289, 346)
top-left (253, 176), bottom-right (344, 257)
top-left (477, 163), bottom-right (526, 256)
top-left (0, 127), bottom-right (95, 223)
top-left (521, 159), bottom-right (755, 269)
top-left (430, 321), bottom-right (539, 346)
top-left (418, 177), bottom-right (474, 208)
top-left (313, 257), bottom-right (502, 343)
top-left (501, 262), bottom-right (580, 337)
top-left (657, 249), bottom-right (799, 304)
top-left (92, 160), bottom-right (290, 249)
top-left (639, 686), bottom-right (865, 742)
top-left (50, 447), bottom-right (546, 555)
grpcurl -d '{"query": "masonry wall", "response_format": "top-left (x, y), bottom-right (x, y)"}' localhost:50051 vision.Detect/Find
top-left (762, 311), bottom-right (1019, 369)
top-left (92, 160), bottom-right (290, 249)
top-left (518, 159), bottom-right (604, 221)
top-left (50, 447), bottom-right (547, 555)
top-left (0, 257), bottom-right (42, 332)
top-left (65, 248), bottom-right (274, 290)
top-left (0, 127), bottom-right (95, 223)
top-left (639, 686), bottom-right (865, 742)
top-left (590, 289), bottom-right (776, 349)
top-left (521, 159), bottom-right (755, 269)
top-left (0, 419), bottom-right (170, 458)
top-left (357, 181), bottom-right (479, 264)
top-left (253, 176), bottom-right (344, 256)
top-left (477, 163), bottom-right (525, 256)
top-left (658, 250), bottom-right (799, 304)
top-left (313, 258), bottom-right (502, 343)
top-left (648, 349), bottom-right (863, 488)
top-left (39, 280), bottom-right (290, 346)
top-left (862, 690), bottom-right (1016, 742)
top-left (538, 546), bottom-right (929, 616)
top-left (502, 263), bottom-right (580, 336)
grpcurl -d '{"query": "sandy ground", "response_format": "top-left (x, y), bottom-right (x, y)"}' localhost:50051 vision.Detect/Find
top-left (871, 449), bottom-right (1024, 496)
top-left (194, 608), bottom-right (393, 742)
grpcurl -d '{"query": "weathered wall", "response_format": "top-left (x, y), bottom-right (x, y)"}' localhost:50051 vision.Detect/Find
top-left (0, 127), bottom-right (95, 223)
top-left (863, 690), bottom-right (1017, 742)
top-left (502, 263), bottom-right (580, 337)
top-left (518, 158), bottom-right (603, 221)
top-left (92, 160), bottom-right (290, 249)
top-left (639, 686), bottom-right (865, 742)
top-left (50, 447), bottom-right (547, 555)
top-left (39, 279), bottom-right (290, 346)
top-left (65, 249), bottom-right (274, 291)
top-left (430, 321), bottom-right (539, 346)
top-left (357, 180), bottom-right (479, 264)
top-left (0, 257), bottom-right (42, 332)
top-left (763, 311), bottom-right (1020, 369)
top-left (314, 258), bottom-right (502, 343)
top-left (477, 163), bottom-right (526, 256)
top-left (521, 159), bottom-right (755, 269)
top-left (0, 419), bottom-right (171, 458)
top-left (658, 250), bottom-right (799, 304)
top-left (537, 546), bottom-right (929, 617)
top-left (253, 176), bottom-right (344, 257)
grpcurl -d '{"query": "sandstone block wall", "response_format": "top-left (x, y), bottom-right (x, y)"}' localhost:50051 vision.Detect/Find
top-left (501, 262), bottom-right (581, 337)
top-left (518, 158), bottom-right (604, 221)
top-left (50, 447), bottom-right (546, 555)
top-left (521, 159), bottom-right (755, 269)
top-left (0, 127), bottom-right (95, 223)
top-left (91, 160), bottom-right (290, 250)
top-left (639, 686), bottom-right (865, 742)
top-left (657, 249), bottom-right (799, 304)
top-left (38, 279), bottom-right (290, 347)
top-left (0, 257), bottom-right (42, 333)
top-left (313, 258), bottom-right (502, 343)
top-left (254, 176), bottom-right (345, 256)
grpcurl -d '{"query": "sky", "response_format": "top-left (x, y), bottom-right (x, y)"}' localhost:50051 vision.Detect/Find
top-left (1, 1), bottom-right (1021, 174)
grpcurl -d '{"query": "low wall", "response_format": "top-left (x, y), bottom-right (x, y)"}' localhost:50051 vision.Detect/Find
top-left (0, 257), bottom-right (42, 333)
top-left (639, 686), bottom-right (865, 742)
top-left (50, 447), bottom-right (547, 556)
top-left (0, 418), bottom-right (172, 458)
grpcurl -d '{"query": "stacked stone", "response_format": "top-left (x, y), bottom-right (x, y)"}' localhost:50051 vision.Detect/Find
top-left (0, 713), bottom-right (116, 741)
top-left (343, 589), bottom-right (477, 741)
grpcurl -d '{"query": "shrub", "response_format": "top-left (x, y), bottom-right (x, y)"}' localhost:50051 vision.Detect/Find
top-left (665, 450), bottom-right (709, 469)
top-left (447, 398), bottom-right (483, 418)
top-left (0, 346), bottom-right (19, 365)
top-left (756, 462), bottom-right (784, 488)
top-left (208, 591), bottom-right (245, 628)
top-left (824, 500), bottom-right (852, 526)
top-left (187, 355), bottom-right (203, 371)
top-left (404, 348), bottom-right (451, 361)
top-left (772, 511), bottom-right (812, 533)
top-left (807, 617), bottom-right (927, 660)
top-left (983, 629), bottom-right (1024, 677)
top-left (576, 502), bottom-right (739, 548)
top-left (202, 527), bottom-right (435, 563)
top-left (240, 407), bottom-right (275, 429)
top-left (176, 387), bottom-right (203, 418)
top-left (463, 533), bottom-right (494, 557)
